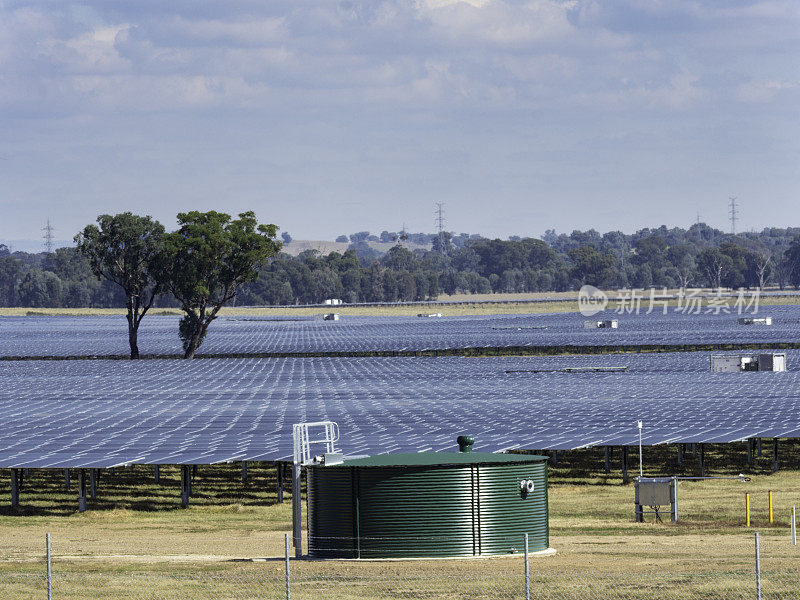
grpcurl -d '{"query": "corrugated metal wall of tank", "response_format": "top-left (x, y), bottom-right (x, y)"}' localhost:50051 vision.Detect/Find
top-left (355, 465), bottom-right (476, 558)
top-left (307, 467), bottom-right (357, 558)
top-left (477, 461), bottom-right (549, 554)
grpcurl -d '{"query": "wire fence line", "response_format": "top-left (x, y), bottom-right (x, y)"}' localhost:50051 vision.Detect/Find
top-left (4, 568), bottom-right (800, 600)
top-left (1, 533), bottom-right (799, 600)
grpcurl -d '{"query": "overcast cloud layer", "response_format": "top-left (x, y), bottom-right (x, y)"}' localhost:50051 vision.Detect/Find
top-left (1, 0), bottom-right (798, 246)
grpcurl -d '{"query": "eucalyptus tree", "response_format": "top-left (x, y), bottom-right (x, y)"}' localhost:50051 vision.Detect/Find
top-left (75, 213), bottom-right (165, 358)
top-left (160, 211), bottom-right (281, 358)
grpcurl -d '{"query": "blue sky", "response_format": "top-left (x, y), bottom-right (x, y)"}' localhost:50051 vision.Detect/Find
top-left (1, 0), bottom-right (798, 248)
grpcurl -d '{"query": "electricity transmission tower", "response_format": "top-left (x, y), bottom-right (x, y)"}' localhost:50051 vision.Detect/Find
top-left (435, 203), bottom-right (446, 255)
top-left (728, 197), bottom-right (738, 234)
top-left (42, 219), bottom-right (55, 253)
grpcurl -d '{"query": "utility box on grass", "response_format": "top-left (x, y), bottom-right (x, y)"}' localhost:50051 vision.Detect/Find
top-left (634, 477), bottom-right (678, 523)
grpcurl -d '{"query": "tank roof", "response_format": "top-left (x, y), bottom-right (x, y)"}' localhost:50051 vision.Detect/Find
top-left (318, 452), bottom-right (548, 468)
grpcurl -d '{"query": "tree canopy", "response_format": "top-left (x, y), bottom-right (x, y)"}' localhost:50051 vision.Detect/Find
top-left (75, 213), bottom-right (165, 358)
top-left (159, 211), bottom-right (281, 358)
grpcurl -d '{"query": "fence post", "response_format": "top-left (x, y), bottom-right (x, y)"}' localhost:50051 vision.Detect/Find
top-left (523, 533), bottom-right (530, 600)
top-left (284, 533), bottom-right (291, 600)
top-left (46, 533), bottom-right (52, 600)
top-left (755, 532), bottom-right (761, 600)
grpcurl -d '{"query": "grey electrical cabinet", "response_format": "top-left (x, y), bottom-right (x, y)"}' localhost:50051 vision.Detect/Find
top-left (636, 480), bottom-right (671, 506)
top-left (634, 477), bottom-right (678, 523)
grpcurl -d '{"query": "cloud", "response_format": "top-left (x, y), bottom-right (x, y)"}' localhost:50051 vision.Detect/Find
top-left (0, 1), bottom-right (797, 118)
top-left (1, 1), bottom-right (799, 244)
top-left (736, 79), bottom-right (798, 103)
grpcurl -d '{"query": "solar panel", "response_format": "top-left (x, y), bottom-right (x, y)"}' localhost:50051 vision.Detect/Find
top-left (1, 352), bottom-right (798, 469)
top-left (1, 306), bottom-right (799, 357)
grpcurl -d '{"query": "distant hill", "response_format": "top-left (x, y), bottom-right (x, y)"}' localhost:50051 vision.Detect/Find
top-left (281, 240), bottom-right (350, 256)
top-left (282, 239), bottom-right (431, 257)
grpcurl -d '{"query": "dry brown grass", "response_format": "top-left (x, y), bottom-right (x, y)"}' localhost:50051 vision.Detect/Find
top-left (1, 293), bottom-right (797, 319)
top-left (1, 446), bottom-right (799, 576)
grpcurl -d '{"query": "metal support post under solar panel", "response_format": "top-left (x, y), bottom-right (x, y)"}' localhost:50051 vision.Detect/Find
top-left (154, 465), bottom-right (160, 484)
top-left (78, 470), bottom-right (87, 513)
top-left (773, 439), bottom-right (779, 472)
top-left (242, 461), bottom-right (248, 483)
top-left (699, 444), bottom-right (705, 478)
top-left (622, 447), bottom-right (629, 484)
top-left (747, 439), bottom-right (754, 467)
top-left (90, 469), bottom-right (97, 500)
top-left (604, 447), bottom-right (611, 474)
top-left (678, 444), bottom-right (684, 467)
top-left (64, 469), bottom-right (70, 490)
top-left (10, 469), bottom-right (20, 508)
top-left (276, 463), bottom-right (284, 503)
top-left (180, 465), bottom-right (190, 508)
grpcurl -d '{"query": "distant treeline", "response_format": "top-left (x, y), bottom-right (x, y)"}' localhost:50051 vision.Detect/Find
top-left (3, 223), bottom-right (800, 308)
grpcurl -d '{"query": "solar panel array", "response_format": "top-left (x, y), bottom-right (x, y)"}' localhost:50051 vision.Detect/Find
top-left (2, 352), bottom-right (799, 469)
top-left (2, 305), bottom-right (800, 357)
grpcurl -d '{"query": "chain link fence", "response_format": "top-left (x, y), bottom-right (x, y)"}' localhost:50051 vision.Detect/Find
top-left (1, 532), bottom-right (799, 599)
top-left (3, 568), bottom-right (800, 600)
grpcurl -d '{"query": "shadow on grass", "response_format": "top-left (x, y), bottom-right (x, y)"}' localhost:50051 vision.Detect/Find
top-left (517, 438), bottom-right (800, 485)
top-left (2, 440), bottom-right (798, 516)
top-left (0, 462), bottom-right (290, 517)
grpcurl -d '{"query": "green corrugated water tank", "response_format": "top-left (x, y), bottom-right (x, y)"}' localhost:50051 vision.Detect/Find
top-left (306, 452), bottom-right (550, 559)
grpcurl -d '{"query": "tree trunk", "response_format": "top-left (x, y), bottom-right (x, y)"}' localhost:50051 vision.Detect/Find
top-left (183, 321), bottom-right (206, 359)
top-left (128, 326), bottom-right (140, 359)
top-left (126, 309), bottom-right (140, 359)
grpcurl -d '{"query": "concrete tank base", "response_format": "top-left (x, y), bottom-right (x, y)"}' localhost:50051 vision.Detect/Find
top-left (301, 547), bottom-right (558, 561)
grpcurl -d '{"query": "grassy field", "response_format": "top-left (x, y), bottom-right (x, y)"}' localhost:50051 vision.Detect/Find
top-left (0, 291), bottom-right (797, 319)
top-left (1, 443), bottom-right (799, 597)
top-left (0, 301), bottom-right (576, 318)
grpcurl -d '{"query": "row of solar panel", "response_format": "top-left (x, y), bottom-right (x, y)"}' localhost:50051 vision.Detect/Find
top-left (1, 351), bottom-right (797, 469)
top-left (2, 305), bottom-right (798, 357)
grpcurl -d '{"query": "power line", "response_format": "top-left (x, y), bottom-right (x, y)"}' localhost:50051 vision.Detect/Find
top-left (42, 219), bottom-right (55, 253)
top-left (728, 197), bottom-right (738, 235)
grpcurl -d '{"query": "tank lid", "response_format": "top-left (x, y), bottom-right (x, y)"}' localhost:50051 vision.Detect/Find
top-left (314, 452), bottom-right (548, 468)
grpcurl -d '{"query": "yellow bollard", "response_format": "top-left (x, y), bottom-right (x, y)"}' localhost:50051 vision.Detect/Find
top-left (746, 492), bottom-right (751, 527)
top-left (769, 490), bottom-right (773, 524)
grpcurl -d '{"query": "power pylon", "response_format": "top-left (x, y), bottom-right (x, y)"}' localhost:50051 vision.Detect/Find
top-left (435, 203), bottom-right (446, 255)
top-left (42, 219), bottom-right (55, 253)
